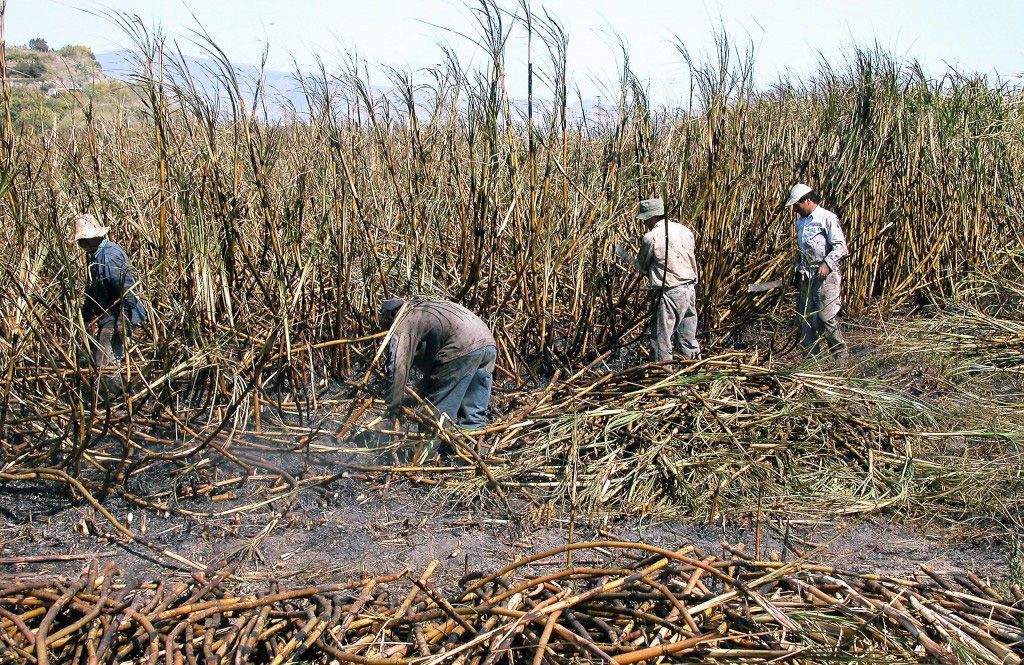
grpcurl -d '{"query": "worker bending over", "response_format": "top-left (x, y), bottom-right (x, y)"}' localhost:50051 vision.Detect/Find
top-left (380, 298), bottom-right (496, 432)
top-left (785, 184), bottom-right (850, 360)
top-left (634, 198), bottom-right (700, 361)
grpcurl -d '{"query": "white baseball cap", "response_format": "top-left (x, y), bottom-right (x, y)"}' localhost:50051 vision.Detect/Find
top-left (785, 184), bottom-right (813, 207)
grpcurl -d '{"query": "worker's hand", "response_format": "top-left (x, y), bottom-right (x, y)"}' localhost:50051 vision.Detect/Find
top-left (817, 262), bottom-right (831, 278)
top-left (386, 404), bottom-right (407, 427)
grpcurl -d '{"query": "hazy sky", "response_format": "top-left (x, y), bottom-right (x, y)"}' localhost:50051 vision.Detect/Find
top-left (8, 0), bottom-right (1024, 102)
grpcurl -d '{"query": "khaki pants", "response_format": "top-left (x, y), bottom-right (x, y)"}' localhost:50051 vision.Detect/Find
top-left (651, 284), bottom-right (700, 361)
top-left (797, 272), bottom-right (848, 359)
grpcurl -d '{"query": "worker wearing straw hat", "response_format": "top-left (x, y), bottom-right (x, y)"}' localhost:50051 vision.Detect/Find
top-left (73, 214), bottom-right (147, 372)
top-left (785, 184), bottom-right (849, 360)
top-left (379, 298), bottom-right (496, 447)
top-left (631, 198), bottom-right (700, 361)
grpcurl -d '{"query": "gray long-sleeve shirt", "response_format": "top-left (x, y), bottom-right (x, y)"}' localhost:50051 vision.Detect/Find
top-left (795, 206), bottom-right (848, 276)
top-left (386, 300), bottom-right (496, 410)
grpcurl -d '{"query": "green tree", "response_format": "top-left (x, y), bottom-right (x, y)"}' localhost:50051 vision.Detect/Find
top-left (7, 50), bottom-right (46, 78)
top-left (8, 87), bottom-right (60, 130)
top-left (28, 38), bottom-right (49, 52)
top-left (7, 82), bottom-right (143, 132)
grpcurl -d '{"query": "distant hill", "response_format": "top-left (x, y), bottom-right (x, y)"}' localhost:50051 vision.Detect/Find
top-left (96, 49), bottom-right (310, 117)
top-left (5, 41), bottom-right (602, 128)
top-left (94, 50), bottom-right (605, 122)
top-left (7, 43), bottom-right (105, 93)
top-left (5, 41), bottom-right (140, 130)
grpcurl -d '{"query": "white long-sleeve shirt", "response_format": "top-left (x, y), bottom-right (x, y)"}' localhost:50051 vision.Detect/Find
top-left (795, 206), bottom-right (848, 277)
top-left (637, 219), bottom-right (699, 289)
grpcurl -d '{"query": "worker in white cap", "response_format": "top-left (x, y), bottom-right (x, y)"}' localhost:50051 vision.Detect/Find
top-left (630, 198), bottom-right (700, 361)
top-left (72, 214), bottom-right (147, 373)
top-left (784, 184), bottom-right (849, 360)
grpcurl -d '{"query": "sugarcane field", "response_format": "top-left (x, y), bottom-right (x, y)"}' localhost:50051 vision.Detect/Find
top-left (2, 0), bottom-right (1024, 662)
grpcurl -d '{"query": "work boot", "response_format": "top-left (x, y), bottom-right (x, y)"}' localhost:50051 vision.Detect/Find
top-left (95, 370), bottom-right (125, 404)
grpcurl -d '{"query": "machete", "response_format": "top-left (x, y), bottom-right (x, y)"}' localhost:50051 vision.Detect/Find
top-left (613, 243), bottom-right (641, 271)
top-left (746, 279), bottom-right (785, 293)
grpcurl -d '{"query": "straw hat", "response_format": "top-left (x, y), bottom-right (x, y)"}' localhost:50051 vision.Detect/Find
top-left (71, 213), bottom-right (108, 242)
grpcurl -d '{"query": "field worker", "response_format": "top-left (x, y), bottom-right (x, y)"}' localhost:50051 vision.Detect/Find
top-left (634, 198), bottom-right (700, 361)
top-left (380, 298), bottom-right (497, 433)
top-left (73, 213), bottom-right (147, 369)
top-left (785, 184), bottom-right (849, 360)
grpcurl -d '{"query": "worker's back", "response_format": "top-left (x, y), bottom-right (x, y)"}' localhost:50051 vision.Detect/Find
top-left (639, 219), bottom-right (698, 289)
top-left (395, 300), bottom-right (495, 370)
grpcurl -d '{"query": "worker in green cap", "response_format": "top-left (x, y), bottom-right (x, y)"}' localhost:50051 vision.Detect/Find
top-left (625, 198), bottom-right (700, 361)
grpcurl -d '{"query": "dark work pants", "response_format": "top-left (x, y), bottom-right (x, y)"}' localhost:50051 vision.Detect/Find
top-left (90, 319), bottom-right (129, 398)
top-left (91, 320), bottom-right (125, 368)
top-left (422, 345), bottom-right (497, 431)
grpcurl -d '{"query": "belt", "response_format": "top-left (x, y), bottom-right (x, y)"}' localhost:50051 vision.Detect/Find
top-left (653, 282), bottom-right (695, 293)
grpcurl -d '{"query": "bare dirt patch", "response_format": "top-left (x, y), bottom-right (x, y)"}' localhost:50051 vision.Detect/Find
top-left (0, 448), bottom-right (1011, 591)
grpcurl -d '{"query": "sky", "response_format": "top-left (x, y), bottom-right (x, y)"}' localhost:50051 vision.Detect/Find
top-left (7, 0), bottom-right (1024, 103)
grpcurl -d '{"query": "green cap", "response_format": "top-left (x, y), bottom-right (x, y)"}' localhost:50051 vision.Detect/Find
top-left (637, 198), bottom-right (664, 221)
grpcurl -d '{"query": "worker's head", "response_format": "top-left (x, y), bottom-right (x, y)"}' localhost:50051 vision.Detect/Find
top-left (785, 184), bottom-right (819, 217)
top-left (379, 298), bottom-right (406, 328)
top-left (77, 237), bottom-right (103, 252)
top-left (71, 213), bottom-right (108, 251)
top-left (636, 198), bottom-right (665, 230)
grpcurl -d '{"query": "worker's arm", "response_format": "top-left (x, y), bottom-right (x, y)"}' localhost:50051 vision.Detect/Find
top-left (82, 284), bottom-right (102, 323)
top-left (81, 255), bottom-right (106, 324)
top-left (822, 213), bottom-right (848, 273)
top-left (635, 235), bottom-right (654, 276)
top-left (108, 248), bottom-right (146, 324)
top-left (385, 332), bottom-right (415, 415)
top-left (613, 244), bottom-right (642, 272)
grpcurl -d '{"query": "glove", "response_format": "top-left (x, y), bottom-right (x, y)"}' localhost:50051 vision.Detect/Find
top-left (614, 244), bottom-right (641, 271)
top-left (386, 404), bottom-right (404, 422)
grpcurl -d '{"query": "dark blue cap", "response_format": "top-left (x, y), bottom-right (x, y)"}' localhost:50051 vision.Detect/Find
top-left (380, 298), bottom-right (406, 316)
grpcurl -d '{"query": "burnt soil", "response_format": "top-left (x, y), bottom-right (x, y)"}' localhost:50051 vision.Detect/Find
top-left (0, 323), bottom-right (1017, 590)
top-left (0, 429), bottom-right (1012, 591)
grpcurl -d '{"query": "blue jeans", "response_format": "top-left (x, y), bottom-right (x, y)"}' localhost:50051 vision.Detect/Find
top-left (421, 346), bottom-right (496, 430)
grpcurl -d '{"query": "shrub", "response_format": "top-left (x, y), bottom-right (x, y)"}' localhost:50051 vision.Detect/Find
top-left (7, 50), bottom-right (46, 78)
top-left (58, 44), bottom-right (98, 65)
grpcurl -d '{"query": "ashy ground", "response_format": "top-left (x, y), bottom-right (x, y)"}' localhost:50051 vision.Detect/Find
top-left (0, 314), bottom-right (1020, 592)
